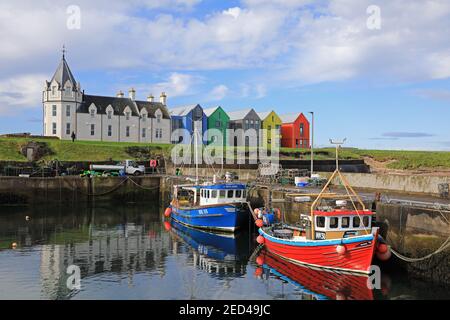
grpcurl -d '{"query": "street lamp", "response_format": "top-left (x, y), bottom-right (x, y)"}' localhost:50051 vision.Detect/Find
top-left (309, 111), bottom-right (314, 177)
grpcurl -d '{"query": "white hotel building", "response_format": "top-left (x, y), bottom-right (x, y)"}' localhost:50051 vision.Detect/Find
top-left (43, 53), bottom-right (171, 143)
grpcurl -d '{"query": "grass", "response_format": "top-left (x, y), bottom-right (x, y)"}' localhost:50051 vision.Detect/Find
top-left (0, 137), bottom-right (449, 170)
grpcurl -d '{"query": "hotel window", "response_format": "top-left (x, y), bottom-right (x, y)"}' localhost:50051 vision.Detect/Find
top-left (52, 122), bottom-right (57, 135)
top-left (66, 123), bottom-right (71, 135)
top-left (268, 125), bottom-right (271, 131)
top-left (90, 124), bottom-right (95, 136)
top-left (66, 105), bottom-right (70, 117)
top-left (126, 112), bottom-right (130, 120)
top-left (126, 126), bottom-right (130, 137)
top-left (142, 128), bottom-right (146, 138)
top-left (107, 111), bottom-right (112, 119)
top-left (157, 114), bottom-right (161, 123)
top-left (215, 121), bottom-right (221, 128)
top-left (52, 105), bottom-right (57, 116)
top-left (90, 109), bottom-right (95, 118)
top-left (108, 125), bottom-right (112, 137)
top-left (300, 124), bottom-right (304, 136)
top-left (52, 86), bottom-right (56, 95)
top-left (142, 114), bottom-right (147, 122)
top-left (245, 120), bottom-right (249, 130)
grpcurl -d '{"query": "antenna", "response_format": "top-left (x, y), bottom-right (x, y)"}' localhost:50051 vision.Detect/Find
top-left (329, 138), bottom-right (346, 171)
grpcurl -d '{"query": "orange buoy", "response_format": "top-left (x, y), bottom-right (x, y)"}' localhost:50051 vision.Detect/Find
top-left (255, 219), bottom-right (264, 228)
top-left (376, 249), bottom-right (391, 261)
top-left (164, 207), bottom-right (172, 217)
top-left (255, 255), bottom-right (265, 266)
top-left (377, 243), bottom-right (388, 254)
top-left (254, 267), bottom-right (263, 277)
top-left (336, 244), bottom-right (346, 255)
top-left (256, 235), bottom-right (265, 244)
top-left (163, 221), bottom-right (172, 231)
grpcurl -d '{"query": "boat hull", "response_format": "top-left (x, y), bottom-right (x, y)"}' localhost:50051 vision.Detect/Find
top-left (171, 203), bottom-right (248, 232)
top-left (259, 249), bottom-right (373, 300)
top-left (259, 228), bottom-right (379, 275)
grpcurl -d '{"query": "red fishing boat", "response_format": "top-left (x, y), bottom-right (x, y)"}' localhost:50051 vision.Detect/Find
top-left (257, 142), bottom-right (390, 275)
top-left (257, 249), bottom-right (374, 300)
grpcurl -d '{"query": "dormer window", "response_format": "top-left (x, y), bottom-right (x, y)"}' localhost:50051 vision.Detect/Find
top-left (142, 113), bottom-right (147, 122)
top-left (90, 109), bottom-right (95, 118)
top-left (107, 110), bottom-right (112, 119)
top-left (52, 86), bottom-right (56, 95)
top-left (126, 112), bottom-right (130, 120)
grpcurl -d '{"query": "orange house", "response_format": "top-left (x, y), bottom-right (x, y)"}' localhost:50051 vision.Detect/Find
top-left (280, 113), bottom-right (310, 149)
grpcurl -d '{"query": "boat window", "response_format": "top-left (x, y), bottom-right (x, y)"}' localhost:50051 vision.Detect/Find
top-left (207, 190), bottom-right (210, 198)
top-left (353, 216), bottom-right (360, 228)
top-left (363, 216), bottom-right (370, 228)
top-left (316, 216), bottom-right (325, 228)
top-left (227, 190), bottom-right (234, 198)
top-left (329, 217), bottom-right (339, 229)
top-left (211, 190), bottom-right (217, 198)
top-left (342, 217), bottom-right (350, 228)
top-left (219, 190), bottom-right (226, 198)
top-left (243, 190), bottom-right (247, 198)
top-left (235, 190), bottom-right (242, 198)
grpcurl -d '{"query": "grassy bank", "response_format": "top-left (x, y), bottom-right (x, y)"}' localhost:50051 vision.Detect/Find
top-left (0, 137), bottom-right (449, 170)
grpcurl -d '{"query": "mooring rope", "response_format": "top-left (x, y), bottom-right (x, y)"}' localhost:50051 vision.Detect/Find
top-left (390, 234), bottom-right (450, 263)
top-left (127, 177), bottom-right (160, 190)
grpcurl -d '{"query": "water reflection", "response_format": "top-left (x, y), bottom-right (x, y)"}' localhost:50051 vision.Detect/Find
top-left (0, 204), bottom-right (448, 300)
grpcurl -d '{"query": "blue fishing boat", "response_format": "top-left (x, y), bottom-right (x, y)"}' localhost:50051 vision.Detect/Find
top-left (166, 182), bottom-right (250, 232)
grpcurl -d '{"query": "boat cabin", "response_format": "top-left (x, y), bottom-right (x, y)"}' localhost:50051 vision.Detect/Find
top-left (173, 183), bottom-right (247, 208)
top-left (312, 210), bottom-right (373, 240)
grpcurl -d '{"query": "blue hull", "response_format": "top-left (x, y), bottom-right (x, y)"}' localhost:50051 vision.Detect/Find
top-left (171, 204), bottom-right (248, 232)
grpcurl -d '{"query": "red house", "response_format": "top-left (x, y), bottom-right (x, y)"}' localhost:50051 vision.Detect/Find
top-left (280, 113), bottom-right (310, 148)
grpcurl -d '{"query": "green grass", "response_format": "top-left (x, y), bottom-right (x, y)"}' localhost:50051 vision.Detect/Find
top-left (1, 137), bottom-right (449, 170)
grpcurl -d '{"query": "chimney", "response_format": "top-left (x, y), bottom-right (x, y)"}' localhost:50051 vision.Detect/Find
top-left (117, 90), bottom-right (124, 98)
top-left (160, 92), bottom-right (167, 105)
top-left (147, 94), bottom-right (154, 102)
top-left (129, 88), bottom-right (136, 100)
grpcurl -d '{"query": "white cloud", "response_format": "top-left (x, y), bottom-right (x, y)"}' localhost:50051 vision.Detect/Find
top-left (223, 7), bottom-right (241, 19)
top-left (209, 85), bottom-right (229, 100)
top-left (0, 74), bottom-right (46, 115)
top-left (134, 72), bottom-right (200, 99)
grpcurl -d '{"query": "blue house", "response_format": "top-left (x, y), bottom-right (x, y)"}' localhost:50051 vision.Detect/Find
top-left (170, 104), bottom-right (207, 144)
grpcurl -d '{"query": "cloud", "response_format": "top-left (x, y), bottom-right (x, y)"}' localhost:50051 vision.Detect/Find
top-left (209, 85), bottom-right (229, 101)
top-left (382, 132), bottom-right (435, 138)
top-left (0, 74), bottom-right (46, 115)
top-left (413, 89), bottom-right (450, 102)
top-left (136, 72), bottom-right (201, 98)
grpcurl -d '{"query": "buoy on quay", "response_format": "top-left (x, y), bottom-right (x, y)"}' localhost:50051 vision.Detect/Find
top-left (164, 207), bottom-right (172, 217)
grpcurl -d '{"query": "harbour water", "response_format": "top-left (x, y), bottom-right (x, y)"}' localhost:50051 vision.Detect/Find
top-left (0, 202), bottom-right (448, 300)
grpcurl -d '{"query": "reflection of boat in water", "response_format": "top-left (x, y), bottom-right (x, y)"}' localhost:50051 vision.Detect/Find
top-left (168, 220), bottom-right (251, 276)
top-left (257, 249), bottom-right (374, 300)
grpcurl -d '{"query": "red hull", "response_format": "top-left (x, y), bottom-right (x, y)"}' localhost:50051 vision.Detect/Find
top-left (260, 249), bottom-right (373, 300)
top-left (261, 229), bottom-right (378, 274)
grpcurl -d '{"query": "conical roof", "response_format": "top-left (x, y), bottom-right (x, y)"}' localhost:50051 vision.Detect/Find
top-left (49, 54), bottom-right (77, 88)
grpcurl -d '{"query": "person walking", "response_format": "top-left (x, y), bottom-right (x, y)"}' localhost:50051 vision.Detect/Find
top-left (71, 131), bottom-right (76, 142)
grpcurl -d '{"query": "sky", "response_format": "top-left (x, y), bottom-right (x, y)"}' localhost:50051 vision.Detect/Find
top-left (0, 0), bottom-right (449, 150)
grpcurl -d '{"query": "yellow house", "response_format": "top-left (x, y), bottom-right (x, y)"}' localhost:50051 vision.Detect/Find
top-left (257, 110), bottom-right (282, 148)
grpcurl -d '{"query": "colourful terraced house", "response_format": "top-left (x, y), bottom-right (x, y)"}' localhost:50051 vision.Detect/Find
top-left (257, 110), bottom-right (282, 148)
top-left (204, 106), bottom-right (229, 146)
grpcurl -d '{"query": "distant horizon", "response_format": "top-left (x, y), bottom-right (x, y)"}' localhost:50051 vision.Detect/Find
top-left (1, 1), bottom-right (449, 151)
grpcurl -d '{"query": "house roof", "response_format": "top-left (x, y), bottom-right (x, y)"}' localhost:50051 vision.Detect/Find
top-left (227, 108), bottom-right (254, 121)
top-left (78, 95), bottom-right (139, 116)
top-left (203, 106), bottom-right (220, 117)
top-left (135, 100), bottom-right (171, 119)
top-left (280, 113), bottom-right (302, 123)
top-left (48, 55), bottom-right (77, 89)
top-left (170, 104), bottom-right (200, 117)
top-left (256, 111), bottom-right (273, 121)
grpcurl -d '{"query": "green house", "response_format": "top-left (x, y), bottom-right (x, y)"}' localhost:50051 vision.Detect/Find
top-left (204, 106), bottom-right (230, 146)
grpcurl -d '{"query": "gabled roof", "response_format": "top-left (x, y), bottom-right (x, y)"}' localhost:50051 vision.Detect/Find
top-left (280, 113), bottom-right (302, 123)
top-left (227, 108), bottom-right (255, 121)
top-left (203, 106), bottom-right (220, 117)
top-left (49, 55), bottom-right (77, 89)
top-left (135, 100), bottom-right (171, 119)
top-left (170, 104), bottom-right (201, 117)
top-left (256, 111), bottom-right (273, 121)
top-left (78, 95), bottom-right (140, 116)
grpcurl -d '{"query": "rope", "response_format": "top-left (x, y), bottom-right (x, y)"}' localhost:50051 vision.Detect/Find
top-left (127, 177), bottom-right (160, 190)
top-left (390, 234), bottom-right (450, 262)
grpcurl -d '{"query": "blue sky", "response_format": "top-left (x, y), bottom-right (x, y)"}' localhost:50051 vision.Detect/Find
top-left (0, 0), bottom-right (449, 150)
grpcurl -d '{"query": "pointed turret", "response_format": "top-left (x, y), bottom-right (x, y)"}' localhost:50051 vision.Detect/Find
top-left (48, 47), bottom-right (77, 90)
